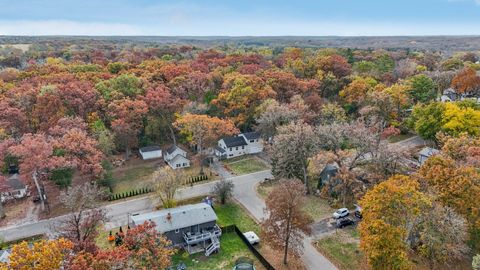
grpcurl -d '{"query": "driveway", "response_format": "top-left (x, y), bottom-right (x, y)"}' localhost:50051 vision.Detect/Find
top-left (232, 171), bottom-right (337, 270)
top-left (0, 169), bottom-right (337, 270)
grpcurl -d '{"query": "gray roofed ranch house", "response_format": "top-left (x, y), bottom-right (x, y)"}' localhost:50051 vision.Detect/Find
top-left (1, 174), bottom-right (29, 203)
top-left (130, 203), bottom-right (221, 255)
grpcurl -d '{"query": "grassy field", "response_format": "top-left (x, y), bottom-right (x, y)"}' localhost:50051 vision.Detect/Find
top-left (111, 165), bottom-right (157, 194)
top-left (172, 233), bottom-right (265, 270)
top-left (215, 202), bottom-right (260, 234)
top-left (257, 182), bottom-right (334, 222)
top-left (314, 228), bottom-right (366, 270)
top-left (223, 157), bottom-right (267, 175)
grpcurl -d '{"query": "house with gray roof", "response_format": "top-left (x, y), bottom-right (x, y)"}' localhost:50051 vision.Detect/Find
top-left (418, 147), bottom-right (440, 164)
top-left (1, 174), bottom-right (28, 203)
top-left (215, 132), bottom-right (263, 159)
top-left (130, 203), bottom-right (221, 255)
top-left (164, 145), bottom-right (190, 170)
top-left (139, 145), bottom-right (162, 160)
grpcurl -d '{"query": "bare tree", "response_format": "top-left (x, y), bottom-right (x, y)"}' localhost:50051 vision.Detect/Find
top-left (211, 179), bottom-right (234, 204)
top-left (417, 203), bottom-right (470, 268)
top-left (270, 121), bottom-right (318, 193)
top-left (56, 183), bottom-right (106, 253)
top-left (261, 179), bottom-right (312, 265)
top-left (152, 167), bottom-right (183, 208)
top-left (255, 99), bottom-right (300, 140)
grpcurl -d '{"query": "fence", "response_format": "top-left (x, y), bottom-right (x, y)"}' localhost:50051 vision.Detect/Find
top-left (221, 225), bottom-right (276, 270)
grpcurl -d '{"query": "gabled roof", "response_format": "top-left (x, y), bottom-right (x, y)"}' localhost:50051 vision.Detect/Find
top-left (242, 131), bottom-right (260, 140)
top-left (222, 136), bottom-right (247, 147)
top-left (170, 154), bottom-right (189, 164)
top-left (166, 145), bottom-right (186, 155)
top-left (130, 203), bottom-right (217, 233)
top-left (139, 145), bottom-right (161, 153)
top-left (419, 147), bottom-right (439, 157)
top-left (7, 174), bottom-right (25, 190)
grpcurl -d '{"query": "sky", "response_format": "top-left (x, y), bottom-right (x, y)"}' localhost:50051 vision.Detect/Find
top-left (0, 0), bottom-right (480, 36)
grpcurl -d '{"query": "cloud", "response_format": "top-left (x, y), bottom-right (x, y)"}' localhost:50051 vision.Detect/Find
top-left (1, 19), bottom-right (480, 36)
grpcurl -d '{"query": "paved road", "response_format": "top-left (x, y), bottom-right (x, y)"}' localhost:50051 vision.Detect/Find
top-left (233, 171), bottom-right (337, 270)
top-left (0, 169), bottom-right (337, 269)
top-left (0, 171), bottom-right (270, 242)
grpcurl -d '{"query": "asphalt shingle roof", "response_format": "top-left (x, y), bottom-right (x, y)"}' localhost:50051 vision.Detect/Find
top-left (130, 203), bottom-right (217, 233)
top-left (223, 136), bottom-right (247, 147)
top-left (242, 131), bottom-right (260, 140)
top-left (139, 145), bottom-right (161, 152)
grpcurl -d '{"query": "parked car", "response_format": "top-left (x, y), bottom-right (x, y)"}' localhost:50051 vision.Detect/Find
top-left (336, 217), bottom-right (355, 228)
top-left (243, 231), bottom-right (260, 245)
top-left (333, 208), bottom-right (349, 219)
top-left (354, 204), bottom-right (362, 219)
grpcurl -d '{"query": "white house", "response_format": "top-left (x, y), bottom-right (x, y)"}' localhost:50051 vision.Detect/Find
top-left (215, 132), bottom-right (263, 159)
top-left (239, 132), bottom-right (263, 154)
top-left (164, 145), bottom-right (190, 169)
top-left (1, 174), bottom-right (29, 203)
top-left (139, 145), bottom-right (162, 160)
top-left (418, 147), bottom-right (440, 164)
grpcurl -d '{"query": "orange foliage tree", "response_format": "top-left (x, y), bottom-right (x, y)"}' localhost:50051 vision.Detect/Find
top-left (451, 67), bottom-right (480, 94)
top-left (0, 238), bottom-right (73, 270)
top-left (359, 175), bottom-right (430, 270)
top-left (174, 113), bottom-right (238, 173)
top-left (261, 179), bottom-right (312, 265)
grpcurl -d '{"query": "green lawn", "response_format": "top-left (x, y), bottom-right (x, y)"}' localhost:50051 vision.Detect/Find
top-left (171, 201), bottom-right (264, 270)
top-left (215, 202), bottom-right (260, 234)
top-left (314, 228), bottom-right (365, 270)
top-left (112, 165), bottom-right (157, 194)
top-left (223, 157), bottom-right (267, 175)
top-left (171, 233), bottom-right (265, 270)
top-left (257, 182), bottom-right (334, 222)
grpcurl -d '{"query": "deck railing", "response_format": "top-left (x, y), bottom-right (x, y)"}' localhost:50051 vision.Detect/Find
top-left (183, 224), bottom-right (222, 245)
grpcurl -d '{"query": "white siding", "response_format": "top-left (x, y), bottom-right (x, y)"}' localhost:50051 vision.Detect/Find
top-left (140, 150), bottom-right (162, 160)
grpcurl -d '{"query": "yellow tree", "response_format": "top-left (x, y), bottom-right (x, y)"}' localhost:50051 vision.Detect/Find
top-left (212, 73), bottom-right (275, 128)
top-left (442, 102), bottom-right (480, 137)
top-left (0, 238), bottom-right (73, 270)
top-left (174, 113), bottom-right (238, 173)
top-left (359, 175), bottom-right (430, 270)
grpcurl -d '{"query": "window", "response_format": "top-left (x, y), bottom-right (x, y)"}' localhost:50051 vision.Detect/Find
top-left (236, 147), bottom-right (238, 150)
top-left (175, 229), bottom-right (180, 233)
top-left (229, 154), bottom-right (233, 157)
top-left (229, 148), bottom-right (232, 151)
top-left (176, 164), bottom-right (180, 168)
top-left (183, 163), bottom-right (187, 166)
top-left (242, 146), bottom-right (245, 149)
top-left (250, 140), bottom-right (254, 143)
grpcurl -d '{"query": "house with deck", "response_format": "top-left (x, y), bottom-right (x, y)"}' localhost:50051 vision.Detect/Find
top-left (215, 132), bottom-right (263, 159)
top-left (130, 203), bottom-right (221, 256)
top-left (164, 145), bottom-right (190, 170)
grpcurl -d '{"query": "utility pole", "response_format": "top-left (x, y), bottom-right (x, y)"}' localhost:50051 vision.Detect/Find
top-left (32, 171), bottom-right (45, 212)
